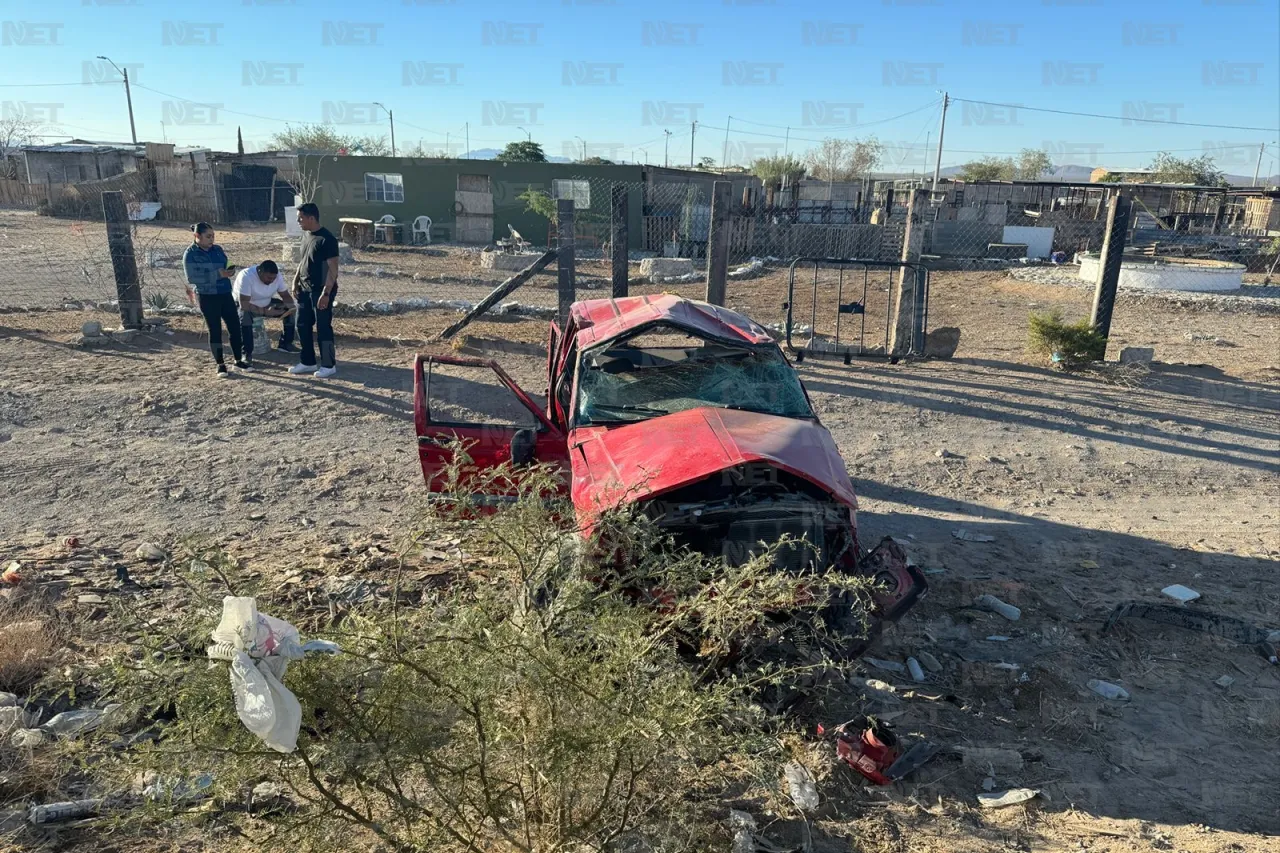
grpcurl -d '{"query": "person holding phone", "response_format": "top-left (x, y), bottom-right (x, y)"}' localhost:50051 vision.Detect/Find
top-left (183, 222), bottom-right (247, 378)
top-left (232, 259), bottom-right (297, 367)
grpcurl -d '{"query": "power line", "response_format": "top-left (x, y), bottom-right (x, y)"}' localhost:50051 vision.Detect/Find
top-left (952, 97), bottom-right (1280, 133)
top-left (730, 99), bottom-right (941, 132)
top-left (131, 84), bottom-right (312, 126)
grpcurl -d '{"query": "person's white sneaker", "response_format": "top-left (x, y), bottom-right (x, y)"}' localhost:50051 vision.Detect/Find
top-left (315, 366), bottom-right (338, 379)
top-left (289, 363), bottom-right (318, 375)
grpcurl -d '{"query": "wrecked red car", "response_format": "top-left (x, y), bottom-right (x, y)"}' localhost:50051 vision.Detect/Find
top-left (413, 294), bottom-right (925, 640)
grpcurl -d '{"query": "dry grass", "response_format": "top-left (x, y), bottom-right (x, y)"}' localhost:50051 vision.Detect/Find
top-left (0, 599), bottom-right (57, 695)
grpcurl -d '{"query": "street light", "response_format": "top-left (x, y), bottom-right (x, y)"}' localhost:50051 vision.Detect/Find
top-left (96, 55), bottom-right (136, 146)
top-left (575, 136), bottom-right (586, 161)
top-left (372, 102), bottom-right (396, 156)
top-left (515, 126), bottom-right (531, 141)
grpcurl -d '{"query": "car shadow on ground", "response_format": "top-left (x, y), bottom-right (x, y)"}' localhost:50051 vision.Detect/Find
top-left (798, 358), bottom-right (1279, 473)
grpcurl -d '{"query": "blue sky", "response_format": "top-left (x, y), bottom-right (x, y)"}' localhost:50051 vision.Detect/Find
top-left (2, 0), bottom-right (1277, 176)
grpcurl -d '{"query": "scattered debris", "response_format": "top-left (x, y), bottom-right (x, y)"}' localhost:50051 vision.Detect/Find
top-left (985, 635), bottom-right (1012, 642)
top-left (728, 257), bottom-right (771, 279)
top-left (1, 562), bottom-right (20, 584)
top-left (141, 771), bottom-right (214, 804)
top-left (28, 799), bottom-right (103, 824)
top-left (10, 728), bottom-right (47, 747)
top-left (1161, 584), bottom-right (1201, 604)
top-left (782, 761), bottom-right (820, 812)
top-left (135, 542), bottom-right (167, 562)
top-left (1088, 679), bottom-right (1130, 701)
top-left (906, 657), bottom-right (926, 683)
top-left (978, 788), bottom-right (1041, 809)
top-left (864, 657), bottom-right (906, 674)
top-left (936, 448), bottom-right (960, 459)
top-left (728, 809), bottom-right (756, 853)
top-left (77, 594), bottom-right (105, 605)
top-left (826, 718), bottom-right (940, 785)
top-left (0, 706), bottom-right (32, 735)
top-left (1080, 560), bottom-right (1100, 570)
top-left (916, 651), bottom-right (943, 673)
top-left (975, 594), bottom-right (1022, 622)
top-left (952, 528), bottom-right (995, 543)
top-left (860, 678), bottom-right (898, 696)
top-left (1214, 675), bottom-right (1235, 689)
top-left (42, 704), bottom-right (122, 739)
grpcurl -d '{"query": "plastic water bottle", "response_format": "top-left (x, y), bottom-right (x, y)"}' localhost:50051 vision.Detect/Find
top-left (252, 315), bottom-right (270, 354)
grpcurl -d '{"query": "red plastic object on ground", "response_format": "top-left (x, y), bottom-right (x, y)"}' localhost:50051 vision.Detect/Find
top-left (828, 718), bottom-right (900, 786)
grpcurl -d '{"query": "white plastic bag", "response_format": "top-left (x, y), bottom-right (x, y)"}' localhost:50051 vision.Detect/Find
top-left (207, 596), bottom-right (332, 754)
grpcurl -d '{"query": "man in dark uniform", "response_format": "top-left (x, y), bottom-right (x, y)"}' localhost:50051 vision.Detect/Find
top-left (288, 202), bottom-right (340, 378)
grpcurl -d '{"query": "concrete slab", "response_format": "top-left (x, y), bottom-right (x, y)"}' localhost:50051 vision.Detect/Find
top-left (639, 257), bottom-right (695, 278)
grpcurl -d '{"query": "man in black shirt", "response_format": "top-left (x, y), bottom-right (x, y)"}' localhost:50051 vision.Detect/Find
top-left (288, 202), bottom-right (340, 378)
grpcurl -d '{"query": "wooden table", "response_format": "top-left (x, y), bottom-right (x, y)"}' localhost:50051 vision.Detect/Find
top-left (338, 217), bottom-right (374, 249)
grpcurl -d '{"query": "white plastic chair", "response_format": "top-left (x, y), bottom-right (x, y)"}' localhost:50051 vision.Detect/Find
top-left (412, 215), bottom-right (433, 245)
top-left (377, 214), bottom-right (396, 224)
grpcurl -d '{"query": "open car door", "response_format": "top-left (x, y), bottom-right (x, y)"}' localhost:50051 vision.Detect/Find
top-left (413, 354), bottom-right (569, 501)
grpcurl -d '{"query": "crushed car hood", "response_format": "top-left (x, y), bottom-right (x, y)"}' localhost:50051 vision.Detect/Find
top-left (568, 407), bottom-right (858, 516)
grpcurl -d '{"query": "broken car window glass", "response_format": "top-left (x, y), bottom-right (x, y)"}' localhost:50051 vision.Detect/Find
top-left (575, 328), bottom-right (812, 424)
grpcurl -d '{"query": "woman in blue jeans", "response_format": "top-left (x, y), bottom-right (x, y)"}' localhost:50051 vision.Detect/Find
top-left (182, 222), bottom-right (248, 378)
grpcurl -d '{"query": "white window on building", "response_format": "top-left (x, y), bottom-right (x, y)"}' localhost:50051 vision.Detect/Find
top-left (552, 179), bottom-right (590, 209)
top-left (364, 173), bottom-right (405, 203)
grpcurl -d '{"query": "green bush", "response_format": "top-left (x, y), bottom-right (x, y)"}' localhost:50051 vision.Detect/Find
top-left (1028, 309), bottom-right (1107, 369)
top-left (91, 453), bottom-right (873, 852)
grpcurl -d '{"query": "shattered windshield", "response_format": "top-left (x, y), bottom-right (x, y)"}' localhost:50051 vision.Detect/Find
top-left (575, 327), bottom-right (813, 425)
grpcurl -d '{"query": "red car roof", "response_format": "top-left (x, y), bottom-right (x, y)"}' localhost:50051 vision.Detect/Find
top-left (568, 294), bottom-right (775, 349)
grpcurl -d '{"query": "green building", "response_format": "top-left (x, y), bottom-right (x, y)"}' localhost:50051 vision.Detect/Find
top-left (305, 156), bottom-right (645, 248)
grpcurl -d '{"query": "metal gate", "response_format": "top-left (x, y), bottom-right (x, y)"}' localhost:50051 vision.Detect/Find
top-left (783, 258), bottom-right (929, 362)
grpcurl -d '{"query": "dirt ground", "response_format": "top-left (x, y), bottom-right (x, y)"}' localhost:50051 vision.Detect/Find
top-left (1, 251), bottom-right (1278, 850)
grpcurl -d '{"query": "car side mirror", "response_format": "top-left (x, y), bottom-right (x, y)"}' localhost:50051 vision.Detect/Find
top-left (510, 428), bottom-right (537, 467)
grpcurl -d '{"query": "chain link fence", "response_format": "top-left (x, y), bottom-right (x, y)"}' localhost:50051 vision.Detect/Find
top-left (3, 175), bottom-right (1277, 342)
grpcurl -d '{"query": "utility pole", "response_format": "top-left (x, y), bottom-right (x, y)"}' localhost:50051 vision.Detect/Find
top-left (931, 91), bottom-right (949, 193)
top-left (575, 136), bottom-right (586, 160)
top-left (1252, 143), bottom-right (1266, 186)
top-left (97, 56), bottom-right (137, 145)
top-left (783, 127), bottom-right (789, 157)
top-left (465, 122), bottom-right (469, 158)
top-left (722, 116), bottom-right (731, 173)
top-left (690, 120), bottom-right (697, 168)
top-left (373, 103), bottom-right (396, 156)
top-left (664, 129), bottom-right (671, 167)
top-left (445, 132), bottom-right (449, 158)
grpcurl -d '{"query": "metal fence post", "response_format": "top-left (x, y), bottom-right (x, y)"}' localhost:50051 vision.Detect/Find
top-left (1091, 193), bottom-right (1129, 341)
top-left (890, 188), bottom-right (926, 359)
top-left (610, 184), bottom-right (628, 299)
top-left (557, 198), bottom-right (576, 324)
top-left (705, 180), bottom-right (731, 306)
top-left (102, 191), bottom-right (143, 329)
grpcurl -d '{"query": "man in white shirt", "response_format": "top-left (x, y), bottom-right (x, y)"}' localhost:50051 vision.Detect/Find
top-left (232, 260), bottom-right (297, 366)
